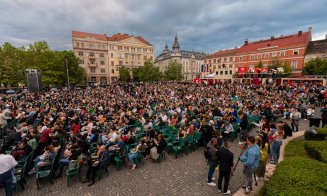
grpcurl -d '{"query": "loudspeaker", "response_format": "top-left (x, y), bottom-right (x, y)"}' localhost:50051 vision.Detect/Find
top-left (26, 69), bottom-right (42, 92)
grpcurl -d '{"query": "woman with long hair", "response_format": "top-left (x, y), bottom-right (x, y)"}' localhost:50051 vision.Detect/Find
top-left (271, 124), bottom-right (284, 164)
top-left (256, 134), bottom-right (269, 180)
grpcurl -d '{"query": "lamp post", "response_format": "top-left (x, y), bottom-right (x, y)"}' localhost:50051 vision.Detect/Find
top-left (66, 58), bottom-right (70, 91)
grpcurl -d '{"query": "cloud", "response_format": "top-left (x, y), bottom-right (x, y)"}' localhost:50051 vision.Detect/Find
top-left (0, 0), bottom-right (326, 56)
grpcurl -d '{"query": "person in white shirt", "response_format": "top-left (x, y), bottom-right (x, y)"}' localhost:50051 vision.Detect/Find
top-left (0, 147), bottom-right (18, 196)
top-left (160, 111), bottom-right (168, 123)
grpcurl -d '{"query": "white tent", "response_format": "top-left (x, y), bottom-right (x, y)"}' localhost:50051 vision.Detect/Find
top-left (204, 73), bottom-right (215, 78)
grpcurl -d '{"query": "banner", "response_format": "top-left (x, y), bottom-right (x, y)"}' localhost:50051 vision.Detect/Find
top-left (238, 67), bottom-right (268, 77)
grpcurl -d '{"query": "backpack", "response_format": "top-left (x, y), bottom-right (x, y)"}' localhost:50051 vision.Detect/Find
top-left (204, 147), bottom-right (210, 160)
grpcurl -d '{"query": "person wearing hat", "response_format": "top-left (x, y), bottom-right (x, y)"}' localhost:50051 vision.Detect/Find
top-left (255, 133), bottom-right (269, 181)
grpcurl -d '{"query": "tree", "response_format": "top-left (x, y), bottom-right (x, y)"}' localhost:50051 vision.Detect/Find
top-left (164, 60), bottom-right (183, 81)
top-left (0, 41), bottom-right (86, 87)
top-left (302, 57), bottom-right (327, 75)
top-left (268, 57), bottom-right (291, 76)
top-left (255, 60), bottom-right (263, 68)
top-left (119, 67), bottom-right (131, 82)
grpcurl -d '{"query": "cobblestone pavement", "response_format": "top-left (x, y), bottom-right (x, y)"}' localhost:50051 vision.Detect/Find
top-left (2, 113), bottom-right (318, 196)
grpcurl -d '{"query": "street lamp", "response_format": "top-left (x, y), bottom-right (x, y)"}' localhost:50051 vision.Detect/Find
top-left (66, 58), bottom-right (70, 91)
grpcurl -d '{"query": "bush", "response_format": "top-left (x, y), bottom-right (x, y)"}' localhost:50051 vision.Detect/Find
top-left (259, 157), bottom-right (327, 196)
top-left (304, 141), bottom-right (327, 163)
top-left (304, 128), bottom-right (327, 141)
top-left (259, 141), bottom-right (327, 196)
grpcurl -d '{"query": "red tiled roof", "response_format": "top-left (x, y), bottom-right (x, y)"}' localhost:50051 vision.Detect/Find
top-left (72, 31), bottom-right (107, 41)
top-left (107, 33), bottom-right (152, 46)
top-left (72, 31), bottom-right (153, 46)
top-left (237, 31), bottom-right (311, 54)
top-left (206, 48), bottom-right (238, 59)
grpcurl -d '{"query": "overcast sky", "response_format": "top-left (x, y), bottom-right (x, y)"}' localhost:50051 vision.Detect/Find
top-left (1, 0), bottom-right (327, 56)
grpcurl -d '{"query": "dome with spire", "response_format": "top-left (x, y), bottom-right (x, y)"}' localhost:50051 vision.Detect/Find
top-left (172, 33), bottom-right (180, 53)
top-left (163, 43), bottom-right (169, 53)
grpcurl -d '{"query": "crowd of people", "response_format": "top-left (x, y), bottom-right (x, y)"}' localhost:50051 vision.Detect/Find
top-left (0, 80), bottom-right (326, 195)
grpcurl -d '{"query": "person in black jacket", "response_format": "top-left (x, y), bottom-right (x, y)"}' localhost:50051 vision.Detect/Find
top-left (321, 105), bottom-right (327, 128)
top-left (216, 141), bottom-right (234, 195)
top-left (82, 145), bottom-right (110, 186)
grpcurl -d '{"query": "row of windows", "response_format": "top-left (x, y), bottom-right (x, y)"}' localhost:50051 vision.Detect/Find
top-left (110, 45), bottom-right (153, 53)
top-left (205, 57), bottom-right (234, 64)
top-left (247, 60), bottom-right (298, 70)
top-left (239, 49), bottom-right (300, 61)
top-left (74, 42), bottom-right (107, 50)
top-left (74, 42), bottom-right (154, 53)
top-left (216, 70), bottom-right (233, 75)
top-left (78, 51), bottom-right (105, 57)
top-left (89, 68), bottom-right (119, 74)
top-left (79, 59), bottom-right (105, 65)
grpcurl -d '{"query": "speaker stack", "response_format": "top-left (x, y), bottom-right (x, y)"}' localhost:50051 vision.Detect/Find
top-left (26, 69), bottom-right (42, 92)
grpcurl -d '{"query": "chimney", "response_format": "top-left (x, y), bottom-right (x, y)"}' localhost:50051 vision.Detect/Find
top-left (271, 36), bottom-right (274, 40)
top-left (308, 27), bottom-right (312, 32)
top-left (244, 39), bottom-right (248, 45)
top-left (298, 30), bottom-right (302, 36)
top-left (325, 34), bottom-right (327, 40)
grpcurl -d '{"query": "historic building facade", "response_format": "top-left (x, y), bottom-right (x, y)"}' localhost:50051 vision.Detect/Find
top-left (304, 35), bottom-right (327, 63)
top-left (235, 28), bottom-right (312, 75)
top-left (203, 48), bottom-right (238, 80)
top-left (72, 31), bottom-right (154, 83)
top-left (154, 35), bottom-right (206, 80)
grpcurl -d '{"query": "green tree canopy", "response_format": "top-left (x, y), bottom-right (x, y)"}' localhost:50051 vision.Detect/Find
top-left (302, 57), bottom-right (327, 75)
top-left (0, 41), bottom-right (86, 87)
top-left (255, 60), bottom-right (263, 68)
top-left (133, 60), bottom-right (162, 82)
top-left (268, 57), bottom-right (292, 76)
top-left (119, 67), bottom-right (131, 82)
top-left (164, 60), bottom-right (183, 81)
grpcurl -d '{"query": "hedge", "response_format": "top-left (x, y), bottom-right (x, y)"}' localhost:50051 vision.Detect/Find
top-left (304, 141), bottom-right (327, 163)
top-left (304, 128), bottom-right (327, 141)
top-left (259, 141), bottom-right (327, 196)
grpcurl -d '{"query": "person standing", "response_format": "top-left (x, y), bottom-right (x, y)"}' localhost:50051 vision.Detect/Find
top-left (271, 125), bottom-right (284, 164)
top-left (216, 141), bottom-right (234, 195)
top-left (291, 109), bottom-right (301, 132)
top-left (207, 138), bottom-right (218, 186)
top-left (255, 134), bottom-right (269, 180)
top-left (0, 147), bottom-right (18, 196)
top-left (240, 136), bottom-right (260, 193)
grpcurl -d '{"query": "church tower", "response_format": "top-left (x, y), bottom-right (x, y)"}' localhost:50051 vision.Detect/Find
top-left (172, 34), bottom-right (180, 53)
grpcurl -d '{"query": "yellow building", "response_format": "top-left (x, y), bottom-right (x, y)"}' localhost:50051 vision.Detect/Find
top-left (72, 31), bottom-right (154, 83)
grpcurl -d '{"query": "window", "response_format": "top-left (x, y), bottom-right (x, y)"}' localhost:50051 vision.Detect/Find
top-left (229, 70), bottom-right (232, 75)
top-left (218, 59), bottom-right (221, 63)
top-left (89, 52), bottom-right (94, 56)
top-left (239, 56), bottom-right (243, 61)
top-left (258, 54), bottom-right (261, 59)
top-left (293, 49), bottom-right (299, 55)
top-left (137, 48), bottom-right (141, 52)
top-left (280, 51), bottom-right (285, 56)
top-left (119, 61), bottom-right (123, 66)
top-left (79, 51), bottom-right (83, 56)
top-left (209, 60), bottom-right (211, 64)
top-left (91, 77), bottom-right (96, 82)
top-left (100, 61), bottom-right (105, 65)
top-left (224, 58), bottom-right (227, 62)
top-left (90, 67), bottom-right (96, 73)
top-left (89, 44), bottom-right (94, 49)
top-left (90, 59), bottom-right (95, 64)
top-left (272, 52), bottom-right (276, 57)
top-left (81, 43), bottom-right (84, 48)
top-left (79, 59), bottom-right (84, 64)
top-left (138, 54), bottom-right (141, 60)
top-left (230, 57), bottom-right (233, 62)
top-left (291, 60), bottom-right (298, 69)
top-left (213, 59), bottom-right (216, 63)
top-left (225, 71), bottom-right (228, 75)
top-left (144, 56), bottom-right (147, 60)
top-left (111, 69), bottom-right (114, 74)
top-left (118, 54), bottom-right (122, 59)
top-left (111, 53), bottom-right (114, 58)
top-left (100, 53), bottom-right (104, 57)
top-left (216, 71), bottom-right (218, 75)
top-left (111, 61), bottom-right (114, 66)
top-left (265, 53), bottom-right (269, 58)
top-left (125, 53), bottom-right (129, 59)
top-left (101, 69), bottom-right (105, 73)
top-left (250, 55), bottom-right (255, 60)
top-left (220, 71), bottom-right (223, 75)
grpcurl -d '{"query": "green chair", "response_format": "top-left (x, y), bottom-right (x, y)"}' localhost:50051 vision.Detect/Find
top-left (35, 161), bottom-right (55, 189)
top-left (172, 138), bottom-right (184, 159)
top-left (186, 135), bottom-right (195, 152)
top-left (193, 132), bottom-right (201, 148)
top-left (65, 160), bottom-right (81, 186)
top-left (96, 160), bottom-right (110, 180)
